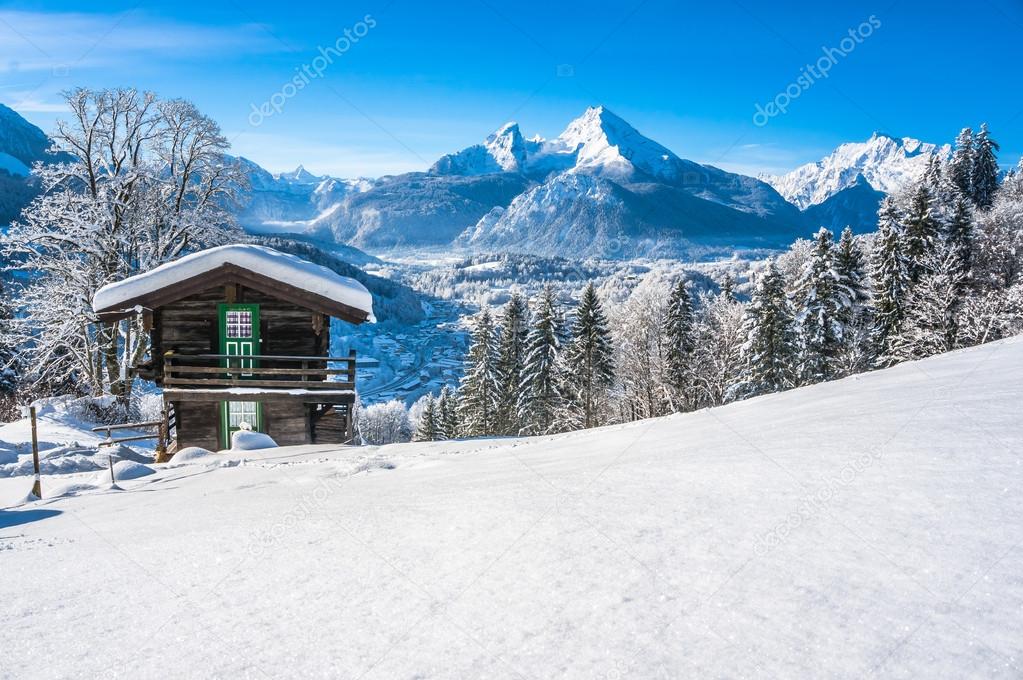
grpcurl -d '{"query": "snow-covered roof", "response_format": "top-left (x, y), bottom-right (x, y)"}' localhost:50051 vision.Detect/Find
top-left (93, 244), bottom-right (375, 322)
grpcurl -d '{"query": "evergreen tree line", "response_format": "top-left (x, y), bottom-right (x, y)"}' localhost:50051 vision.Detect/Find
top-left (411, 125), bottom-right (1023, 440)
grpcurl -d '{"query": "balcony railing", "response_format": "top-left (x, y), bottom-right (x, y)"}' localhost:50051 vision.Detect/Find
top-left (162, 351), bottom-right (356, 390)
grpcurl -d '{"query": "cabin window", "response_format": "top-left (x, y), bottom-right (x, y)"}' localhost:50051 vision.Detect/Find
top-left (225, 310), bottom-right (253, 339)
top-left (227, 401), bottom-right (259, 429)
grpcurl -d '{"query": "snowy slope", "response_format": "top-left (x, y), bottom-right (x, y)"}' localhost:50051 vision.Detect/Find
top-left (3, 337), bottom-right (1021, 677)
top-left (765, 132), bottom-right (952, 209)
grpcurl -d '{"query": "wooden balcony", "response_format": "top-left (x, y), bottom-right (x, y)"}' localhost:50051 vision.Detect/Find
top-left (161, 351), bottom-right (357, 404)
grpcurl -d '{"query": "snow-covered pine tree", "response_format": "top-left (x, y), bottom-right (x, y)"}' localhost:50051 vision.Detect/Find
top-left (834, 227), bottom-right (874, 374)
top-left (870, 197), bottom-right (910, 366)
top-left (792, 228), bottom-right (849, 385)
top-left (458, 309), bottom-right (501, 437)
top-left (972, 123), bottom-right (1001, 209)
top-left (923, 154), bottom-right (944, 190)
top-left (949, 127), bottom-right (975, 200)
top-left (494, 292), bottom-right (528, 435)
top-left (517, 285), bottom-right (569, 435)
top-left (564, 282), bottom-right (615, 428)
top-left (738, 261), bottom-right (798, 397)
top-left (413, 394), bottom-right (440, 441)
top-left (902, 183), bottom-right (941, 283)
top-left (891, 248), bottom-right (966, 361)
top-left (437, 385), bottom-right (459, 440)
top-left (720, 273), bottom-right (737, 302)
top-left (835, 227), bottom-right (871, 311)
top-left (662, 278), bottom-right (697, 411)
top-left (945, 191), bottom-right (975, 280)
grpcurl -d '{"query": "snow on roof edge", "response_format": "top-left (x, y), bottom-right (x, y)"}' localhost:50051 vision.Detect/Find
top-left (92, 244), bottom-right (375, 322)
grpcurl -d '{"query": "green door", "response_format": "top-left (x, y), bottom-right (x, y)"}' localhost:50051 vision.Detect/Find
top-left (218, 303), bottom-right (262, 448)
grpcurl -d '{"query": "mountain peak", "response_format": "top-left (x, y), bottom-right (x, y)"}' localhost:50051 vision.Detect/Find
top-left (553, 105), bottom-right (682, 181)
top-left (765, 133), bottom-right (952, 208)
top-left (488, 121), bottom-right (521, 140)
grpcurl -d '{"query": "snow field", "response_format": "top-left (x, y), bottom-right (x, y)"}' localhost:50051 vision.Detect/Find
top-left (0, 337), bottom-right (1020, 678)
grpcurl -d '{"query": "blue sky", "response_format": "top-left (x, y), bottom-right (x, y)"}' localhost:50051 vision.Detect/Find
top-left (1, 0), bottom-right (1020, 177)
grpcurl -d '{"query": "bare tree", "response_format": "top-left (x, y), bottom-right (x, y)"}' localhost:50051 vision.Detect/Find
top-left (1, 88), bottom-right (246, 404)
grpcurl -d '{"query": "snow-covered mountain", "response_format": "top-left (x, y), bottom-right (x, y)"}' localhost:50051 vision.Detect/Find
top-left (764, 133), bottom-right (952, 210)
top-left (455, 106), bottom-right (804, 257)
top-left (0, 104), bottom-right (73, 226)
top-left (235, 106), bottom-right (806, 256)
top-left (431, 106), bottom-right (692, 183)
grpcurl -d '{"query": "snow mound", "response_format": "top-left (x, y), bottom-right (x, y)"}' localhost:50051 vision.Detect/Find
top-left (107, 460), bottom-right (156, 481)
top-left (171, 447), bottom-right (217, 463)
top-left (231, 430), bottom-right (278, 451)
top-left (92, 244), bottom-right (375, 322)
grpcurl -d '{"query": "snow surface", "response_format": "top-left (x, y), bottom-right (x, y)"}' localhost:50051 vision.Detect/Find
top-left (764, 132), bottom-right (953, 209)
top-left (92, 244), bottom-right (375, 322)
top-left (1, 337), bottom-right (1021, 678)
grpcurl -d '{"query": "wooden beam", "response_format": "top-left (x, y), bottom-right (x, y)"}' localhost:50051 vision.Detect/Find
top-left (163, 377), bottom-right (355, 390)
top-left (164, 389), bottom-right (356, 404)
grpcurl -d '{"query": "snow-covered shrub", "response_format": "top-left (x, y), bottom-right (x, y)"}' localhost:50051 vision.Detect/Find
top-left (62, 395), bottom-right (130, 426)
top-left (357, 399), bottom-right (412, 445)
top-left (133, 390), bottom-right (165, 423)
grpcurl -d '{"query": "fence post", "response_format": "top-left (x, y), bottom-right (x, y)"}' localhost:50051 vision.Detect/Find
top-left (108, 452), bottom-right (116, 486)
top-left (155, 402), bottom-right (168, 463)
top-left (30, 406), bottom-right (41, 498)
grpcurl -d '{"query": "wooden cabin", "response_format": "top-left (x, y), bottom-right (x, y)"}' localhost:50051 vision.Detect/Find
top-left (92, 245), bottom-right (375, 452)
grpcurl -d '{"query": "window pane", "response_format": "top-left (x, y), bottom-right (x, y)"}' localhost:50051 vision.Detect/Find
top-left (228, 402), bottom-right (257, 429)
top-left (225, 311), bottom-right (252, 338)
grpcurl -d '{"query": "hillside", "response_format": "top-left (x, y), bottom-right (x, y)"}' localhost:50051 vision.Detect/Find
top-left (2, 336), bottom-right (1020, 678)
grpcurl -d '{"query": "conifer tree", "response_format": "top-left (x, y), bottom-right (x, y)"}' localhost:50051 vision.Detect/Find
top-left (903, 183), bottom-right (940, 282)
top-left (891, 248), bottom-right (965, 360)
top-left (870, 197), bottom-right (910, 366)
top-left (972, 123), bottom-right (1001, 209)
top-left (719, 273), bottom-right (737, 302)
top-left (835, 227), bottom-right (870, 311)
top-left (662, 278), bottom-right (697, 410)
top-left (458, 309), bottom-right (500, 437)
top-left (564, 283), bottom-right (615, 428)
top-left (923, 154), bottom-right (944, 190)
top-left (949, 127), bottom-right (975, 199)
top-left (946, 191), bottom-right (975, 279)
top-left (437, 385), bottom-right (459, 440)
top-left (834, 227), bottom-right (873, 373)
top-left (792, 228), bottom-right (848, 384)
top-left (494, 292), bottom-right (529, 435)
top-left (739, 262), bottom-right (798, 397)
top-left (517, 285), bottom-right (568, 435)
top-left (414, 394), bottom-right (440, 442)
